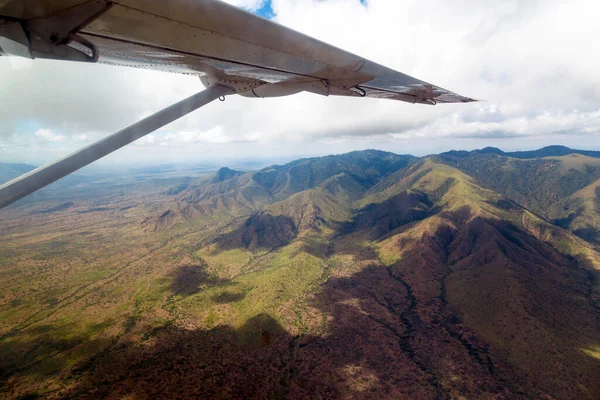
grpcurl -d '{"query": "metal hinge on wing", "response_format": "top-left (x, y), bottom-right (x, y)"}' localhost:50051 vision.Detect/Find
top-left (0, 0), bottom-right (112, 62)
top-left (199, 75), bottom-right (264, 94)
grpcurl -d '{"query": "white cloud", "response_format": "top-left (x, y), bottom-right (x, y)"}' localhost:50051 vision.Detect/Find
top-left (2, 0), bottom-right (600, 164)
top-left (134, 134), bottom-right (156, 146)
top-left (165, 126), bottom-right (259, 144)
top-left (220, 0), bottom-right (266, 11)
top-left (35, 129), bottom-right (65, 143)
top-left (391, 108), bottom-right (600, 140)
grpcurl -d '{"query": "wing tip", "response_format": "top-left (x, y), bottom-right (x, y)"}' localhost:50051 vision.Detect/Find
top-left (445, 94), bottom-right (480, 104)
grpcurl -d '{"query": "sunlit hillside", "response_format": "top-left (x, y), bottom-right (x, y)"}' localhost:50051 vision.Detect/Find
top-left (1, 148), bottom-right (599, 399)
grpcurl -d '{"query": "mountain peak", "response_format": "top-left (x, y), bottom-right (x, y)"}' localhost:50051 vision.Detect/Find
top-left (212, 167), bottom-right (242, 183)
top-left (475, 146), bottom-right (506, 155)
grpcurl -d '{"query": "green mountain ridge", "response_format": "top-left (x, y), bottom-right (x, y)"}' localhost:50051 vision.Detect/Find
top-left (145, 150), bottom-right (414, 233)
top-left (442, 144), bottom-right (600, 159)
top-left (438, 152), bottom-right (600, 246)
top-left (1, 147), bottom-right (600, 399)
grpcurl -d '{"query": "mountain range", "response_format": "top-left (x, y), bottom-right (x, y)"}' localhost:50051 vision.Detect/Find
top-left (1, 146), bottom-right (599, 399)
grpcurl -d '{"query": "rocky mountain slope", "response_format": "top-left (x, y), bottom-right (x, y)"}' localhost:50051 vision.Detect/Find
top-left (439, 151), bottom-right (600, 246)
top-left (1, 148), bottom-right (600, 399)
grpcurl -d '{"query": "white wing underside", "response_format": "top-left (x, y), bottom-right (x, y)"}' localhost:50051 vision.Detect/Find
top-left (0, 0), bottom-right (477, 209)
top-left (0, 0), bottom-right (475, 104)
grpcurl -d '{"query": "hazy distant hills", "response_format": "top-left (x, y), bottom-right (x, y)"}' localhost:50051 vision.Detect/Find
top-left (442, 144), bottom-right (600, 159)
top-left (0, 162), bottom-right (36, 184)
top-left (1, 147), bottom-right (600, 399)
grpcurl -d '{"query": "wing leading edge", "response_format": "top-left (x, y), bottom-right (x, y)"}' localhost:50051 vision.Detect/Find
top-left (0, 0), bottom-right (475, 104)
top-left (0, 0), bottom-right (476, 209)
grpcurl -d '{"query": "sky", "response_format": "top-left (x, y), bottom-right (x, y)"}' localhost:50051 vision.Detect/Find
top-left (1, 0), bottom-right (600, 166)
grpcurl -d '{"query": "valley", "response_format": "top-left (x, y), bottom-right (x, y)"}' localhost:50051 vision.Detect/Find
top-left (1, 147), bottom-right (600, 399)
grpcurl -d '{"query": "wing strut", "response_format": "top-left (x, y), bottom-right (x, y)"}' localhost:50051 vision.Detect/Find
top-left (0, 85), bottom-right (234, 210)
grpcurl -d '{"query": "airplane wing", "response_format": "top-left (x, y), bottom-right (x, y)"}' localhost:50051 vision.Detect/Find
top-left (0, 0), bottom-right (476, 209)
top-left (0, 0), bottom-right (475, 105)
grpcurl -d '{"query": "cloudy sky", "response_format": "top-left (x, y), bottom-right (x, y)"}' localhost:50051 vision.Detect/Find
top-left (1, 0), bottom-right (599, 166)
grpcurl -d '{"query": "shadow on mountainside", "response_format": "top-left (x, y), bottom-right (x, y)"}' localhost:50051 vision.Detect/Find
top-left (170, 262), bottom-right (234, 296)
top-left (341, 191), bottom-right (432, 240)
top-left (3, 210), bottom-right (600, 399)
top-left (216, 213), bottom-right (298, 252)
